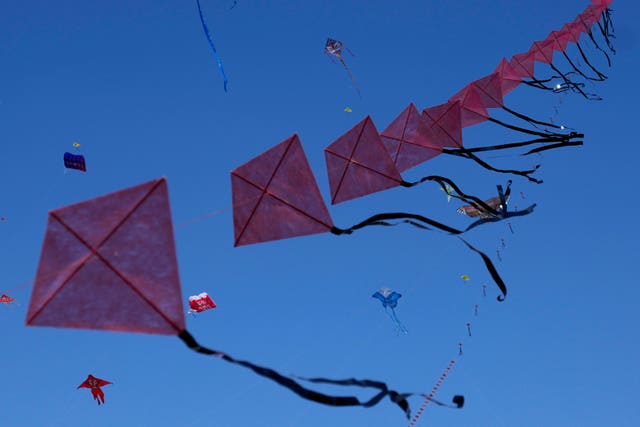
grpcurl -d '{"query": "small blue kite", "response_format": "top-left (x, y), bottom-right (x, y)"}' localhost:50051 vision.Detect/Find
top-left (372, 288), bottom-right (408, 334)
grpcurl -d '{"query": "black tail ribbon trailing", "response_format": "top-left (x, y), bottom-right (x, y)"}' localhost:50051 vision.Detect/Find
top-left (458, 237), bottom-right (508, 301)
top-left (178, 330), bottom-right (417, 418)
top-left (330, 181), bottom-right (530, 300)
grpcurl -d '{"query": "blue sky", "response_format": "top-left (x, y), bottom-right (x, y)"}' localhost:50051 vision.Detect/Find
top-left (1, 1), bottom-right (638, 426)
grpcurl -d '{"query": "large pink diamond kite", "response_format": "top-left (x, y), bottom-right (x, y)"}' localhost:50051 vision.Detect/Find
top-left (26, 177), bottom-right (185, 335)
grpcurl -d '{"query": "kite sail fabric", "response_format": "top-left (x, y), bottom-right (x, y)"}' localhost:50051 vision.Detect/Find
top-left (77, 374), bottom-right (112, 406)
top-left (231, 134), bottom-right (335, 246)
top-left (325, 116), bottom-right (403, 204)
top-left (63, 152), bottom-right (86, 172)
top-left (188, 292), bottom-right (216, 314)
top-left (196, 0), bottom-right (229, 92)
top-left (324, 38), bottom-right (360, 96)
top-left (26, 178), bottom-right (424, 419)
top-left (26, 178), bottom-right (185, 335)
top-left (380, 103), bottom-right (443, 173)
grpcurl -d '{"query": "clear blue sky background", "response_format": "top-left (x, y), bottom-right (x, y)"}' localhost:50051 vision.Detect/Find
top-left (1, 1), bottom-right (638, 426)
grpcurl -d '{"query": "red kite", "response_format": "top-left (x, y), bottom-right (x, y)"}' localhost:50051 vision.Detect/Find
top-left (77, 374), bottom-right (112, 405)
top-left (188, 292), bottom-right (216, 314)
top-left (0, 294), bottom-right (14, 305)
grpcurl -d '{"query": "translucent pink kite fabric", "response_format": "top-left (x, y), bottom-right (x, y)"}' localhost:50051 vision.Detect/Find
top-left (493, 58), bottom-right (522, 96)
top-left (26, 178), bottom-right (185, 335)
top-left (509, 51), bottom-right (537, 79)
top-left (325, 116), bottom-right (403, 204)
top-left (421, 102), bottom-right (463, 149)
top-left (379, 103), bottom-right (442, 173)
top-left (232, 134), bottom-right (334, 245)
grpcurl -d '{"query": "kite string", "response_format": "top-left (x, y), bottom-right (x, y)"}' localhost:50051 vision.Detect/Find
top-left (408, 359), bottom-right (456, 427)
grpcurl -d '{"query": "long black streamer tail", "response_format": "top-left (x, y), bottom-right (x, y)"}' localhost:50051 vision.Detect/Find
top-left (451, 148), bottom-right (543, 184)
top-left (598, 8), bottom-right (616, 54)
top-left (562, 50), bottom-right (607, 82)
top-left (177, 330), bottom-right (414, 418)
top-left (458, 237), bottom-right (508, 301)
top-left (442, 134), bottom-right (583, 155)
top-left (330, 207), bottom-right (520, 300)
top-left (523, 139), bottom-right (583, 155)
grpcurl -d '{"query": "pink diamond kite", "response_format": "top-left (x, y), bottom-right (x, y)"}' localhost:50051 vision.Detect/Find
top-left (380, 103), bottom-right (442, 173)
top-left (232, 134), bottom-right (334, 246)
top-left (325, 116), bottom-right (403, 204)
top-left (26, 177), bottom-right (185, 335)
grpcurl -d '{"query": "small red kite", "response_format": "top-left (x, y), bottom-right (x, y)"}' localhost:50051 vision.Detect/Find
top-left (77, 374), bottom-right (112, 405)
top-left (188, 292), bottom-right (217, 314)
top-left (0, 294), bottom-right (15, 305)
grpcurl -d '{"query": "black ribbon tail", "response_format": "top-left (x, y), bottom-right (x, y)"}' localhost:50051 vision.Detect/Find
top-left (523, 139), bottom-right (583, 155)
top-left (458, 237), bottom-right (508, 301)
top-left (178, 330), bottom-right (414, 418)
top-left (331, 212), bottom-right (463, 236)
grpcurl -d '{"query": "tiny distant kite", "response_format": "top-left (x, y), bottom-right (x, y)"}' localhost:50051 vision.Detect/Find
top-left (72, 141), bottom-right (80, 148)
top-left (77, 374), bottom-right (112, 405)
top-left (196, 0), bottom-right (229, 91)
top-left (441, 183), bottom-right (454, 202)
top-left (188, 292), bottom-right (217, 314)
top-left (325, 38), bottom-right (360, 96)
top-left (344, 107), bottom-right (352, 113)
top-left (372, 288), bottom-right (408, 334)
top-left (63, 152), bottom-right (86, 172)
top-left (460, 275), bottom-right (470, 282)
top-left (0, 294), bottom-right (15, 305)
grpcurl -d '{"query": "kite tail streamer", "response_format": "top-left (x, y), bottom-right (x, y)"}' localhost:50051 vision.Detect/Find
top-left (442, 135), bottom-right (581, 156)
top-left (501, 105), bottom-right (572, 131)
top-left (561, 50), bottom-right (607, 82)
top-left (544, 62), bottom-right (598, 100)
top-left (339, 58), bottom-right (361, 97)
top-left (331, 212), bottom-right (515, 300)
top-left (178, 330), bottom-right (413, 418)
top-left (586, 28), bottom-right (612, 66)
top-left (598, 9), bottom-right (616, 54)
top-left (458, 237), bottom-right (507, 301)
top-left (523, 139), bottom-right (583, 155)
top-left (452, 149), bottom-right (543, 184)
top-left (196, 0), bottom-right (229, 91)
top-left (386, 307), bottom-right (408, 334)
